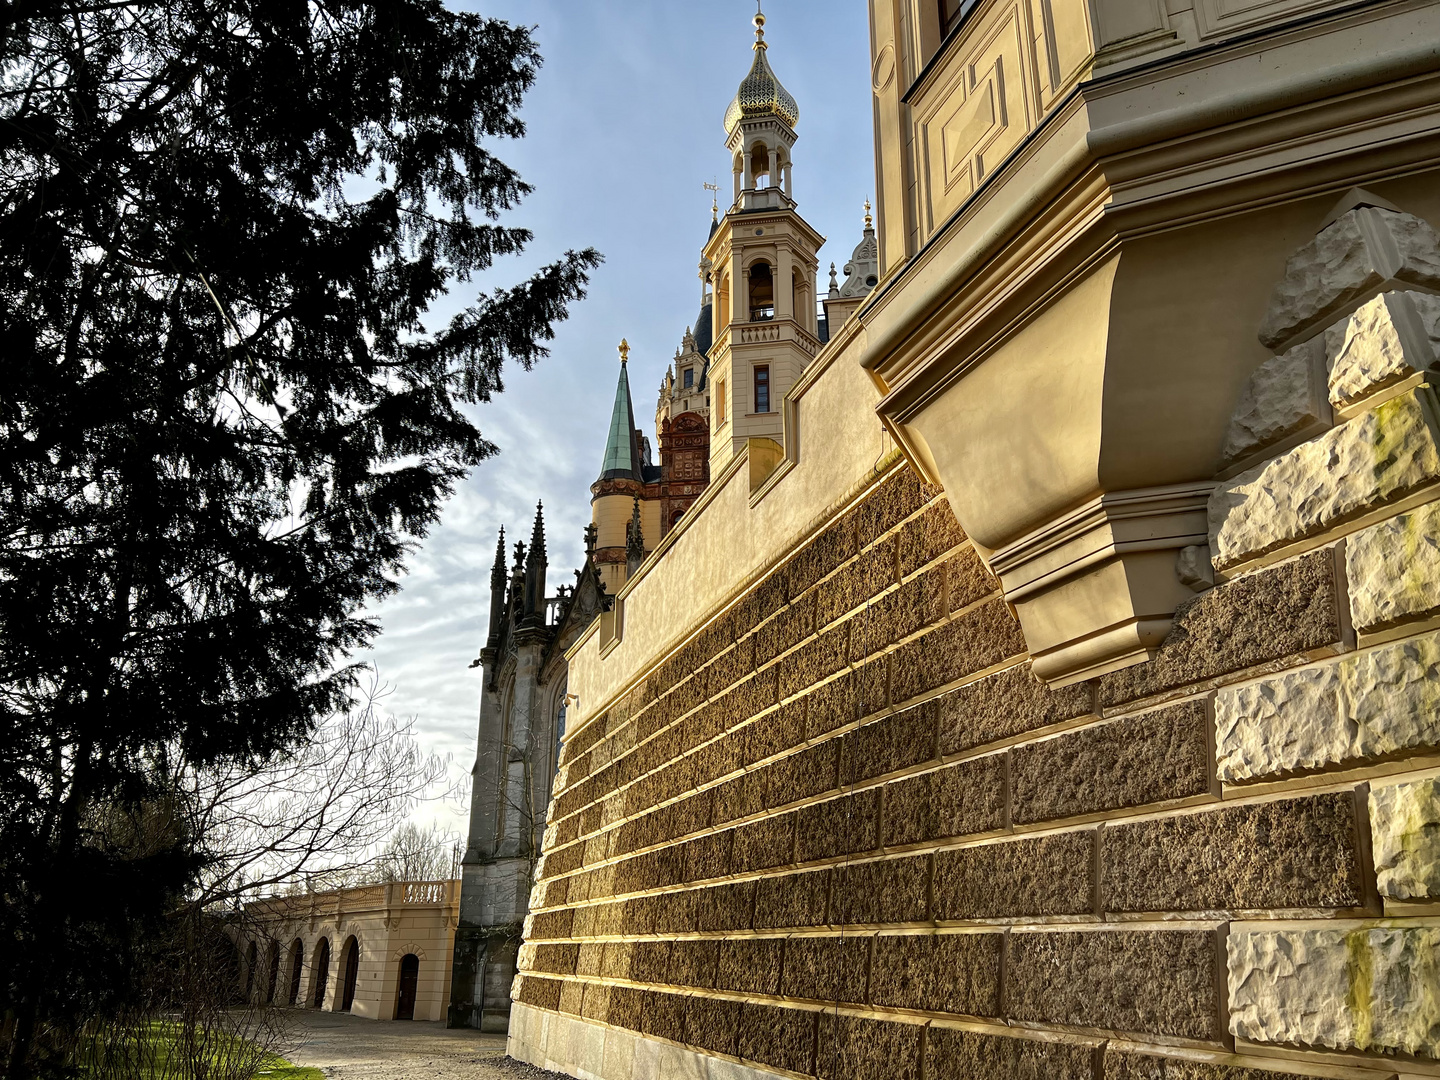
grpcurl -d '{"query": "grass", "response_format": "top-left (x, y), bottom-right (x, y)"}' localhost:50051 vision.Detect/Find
top-left (81, 1021), bottom-right (324, 1080)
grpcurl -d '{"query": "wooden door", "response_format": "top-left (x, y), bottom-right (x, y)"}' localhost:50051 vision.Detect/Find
top-left (394, 954), bottom-right (419, 1020)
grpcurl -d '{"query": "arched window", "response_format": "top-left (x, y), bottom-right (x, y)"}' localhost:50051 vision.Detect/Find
top-left (339, 936), bottom-right (361, 1012)
top-left (749, 262), bottom-right (774, 321)
top-left (265, 945), bottom-right (280, 1004)
top-left (750, 144), bottom-right (770, 188)
top-left (287, 939), bottom-right (304, 1005)
top-left (311, 938), bottom-right (331, 1008)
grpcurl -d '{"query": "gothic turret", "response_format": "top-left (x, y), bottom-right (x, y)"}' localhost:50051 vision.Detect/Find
top-left (522, 502), bottom-right (548, 627)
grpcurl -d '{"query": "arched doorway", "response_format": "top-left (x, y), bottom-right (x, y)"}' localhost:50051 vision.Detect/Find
top-left (339, 936), bottom-right (360, 1013)
top-left (287, 939), bottom-right (303, 1005)
top-left (394, 954), bottom-right (419, 1020)
top-left (265, 945), bottom-right (280, 1003)
top-left (311, 938), bottom-right (331, 1008)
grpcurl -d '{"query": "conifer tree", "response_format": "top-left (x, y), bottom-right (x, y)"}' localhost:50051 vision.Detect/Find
top-left (0, 1), bottom-right (599, 1070)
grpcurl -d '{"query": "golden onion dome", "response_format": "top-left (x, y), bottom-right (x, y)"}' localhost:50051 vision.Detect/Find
top-left (723, 12), bottom-right (799, 135)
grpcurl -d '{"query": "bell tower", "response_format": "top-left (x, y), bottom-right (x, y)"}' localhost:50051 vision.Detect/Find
top-left (703, 5), bottom-right (825, 472)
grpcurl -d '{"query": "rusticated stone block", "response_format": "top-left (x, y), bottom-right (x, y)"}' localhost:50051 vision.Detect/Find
top-left (796, 789), bottom-right (880, 862)
top-left (594, 899), bottom-right (630, 937)
top-left (1258, 207), bottom-right (1440, 351)
top-left (684, 997), bottom-right (740, 1056)
top-left (754, 869), bottom-right (830, 929)
top-left (528, 908), bottom-right (574, 940)
top-left (581, 983), bottom-right (609, 1022)
top-left (575, 943), bottom-right (604, 977)
top-left (882, 756), bottom-right (1007, 847)
top-left (839, 701), bottom-right (938, 784)
top-left (1102, 793), bottom-right (1363, 913)
top-left (713, 770), bottom-right (766, 826)
top-left (708, 635), bottom-right (755, 698)
top-left (870, 933), bottom-right (1002, 1015)
top-left (558, 980), bottom-right (585, 1016)
top-left (606, 985), bottom-right (645, 1031)
top-left (620, 896), bottom-right (655, 936)
top-left (682, 830), bottom-right (733, 884)
top-left (733, 666), bottom-right (779, 720)
top-left (1329, 290), bottom-right (1440, 409)
top-left (829, 855), bottom-right (930, 925)
top-left (1371, 776), bottom-right (1440, 899)
top-left (757, 592), bottom-right (816, 666)
top-left (899, 501), bottom-right (968, 578)
top-left (543, 843), bottom-right (584, 879)
top-left (1228, 927), bottom-right (1440, 1056)
top-left (928, 1026), bottom-right (1099, 1080)
top-left (934, 831), bottom-right (1094, 920)
top-left (1211, 388), bottom-right (1440, 569)
top-left (1010, 930), bottom-right (1220, 1040)
top-left (652, 891), bottom-right (696, 936)
top-left (849, 571), bottom-right (943, 661)
top-left (1214, 630), bottom-right (1440, 780)
top-left (669, 789), bottom-right (713, 838)
top-left (806, 671), bottom-right (859, 739)
top-left (780, 623), bottom-right (849, 699)
top-left (613, 851), bottom-right (655, 895)
top-left (855, 469), bottom-right (934, 546)
top-left (739, 1003), bottom-right (817, 1075)
top-left (1097, 551), bottom-right (1339, 709)
top-left (515, 976), bottom-right (564, 1012)
top-left (817, 1014), bottom-right (922, 1080)
top-left (639, 990), bottom-right (686, 1042)
top-left (668, 940), bottom-right (719, 989)
top-left (629, 941), bottom-right (672, 984)
top-left (791, 515), bottom-right (859, 597)
top-left (1104, 1050), bottom-right (1314, 1080)
top-left (601, 941), bottom-right (633, 980)
top-left (754, 564), bottom-right (792, 619)
top-left (939, 663), bottom-right (1093, 755)
top-left (816, 537), bottom-right (896, 627)
top-left (528, 943), bottom-right (579, 976)
top-left (716, 938), bottom-right (782, 995)
top-left (947, 546), bottom-right (999, 613)
top-left (891, 598), bottom-right (1026, 705)
top-left (732, 814), bottom-right (794, 873)
top-left (744, 699), bottom-right (806, 765)
top-left (652, 845), bottom-right (687, 889)
top-left (1221, 337), bottom-right (1330, 468)
top-left (1012, 702), bottom-right (1210, 824)
top-left (766, 742), bottom-right (839, 810)
top-left (694, 880), bottom-right (755, 932)
top-left (780, 936), bottom-right (870, 1003)
top-left (538, 875), bottom-right (568, 911)
top-left (1347, 499), bottom-right (1440, 632)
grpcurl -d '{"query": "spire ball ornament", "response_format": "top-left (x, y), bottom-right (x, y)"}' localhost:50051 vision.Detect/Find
top-left (724, 5), bottom-right (799, 135)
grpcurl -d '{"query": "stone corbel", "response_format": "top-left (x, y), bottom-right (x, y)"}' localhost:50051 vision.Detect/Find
top-left (987, 483), bottom-right (1214, 684)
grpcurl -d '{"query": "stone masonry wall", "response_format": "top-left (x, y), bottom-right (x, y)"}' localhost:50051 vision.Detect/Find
top-left (509, 205), bottom-right (1440, 1080)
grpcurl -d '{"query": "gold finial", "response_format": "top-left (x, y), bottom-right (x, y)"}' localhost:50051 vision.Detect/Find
top-left (753, 1), bottom-right (766, 47)
top-left (864, 199), bottom-right (873, 229)
top-left (618, 339), bottom-right (630, 364)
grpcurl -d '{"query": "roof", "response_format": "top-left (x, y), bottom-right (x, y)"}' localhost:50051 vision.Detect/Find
top-left (598, 357), bottom-right (644, 483)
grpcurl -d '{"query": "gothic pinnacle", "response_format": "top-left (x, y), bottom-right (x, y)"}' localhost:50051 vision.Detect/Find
top-left (528, 500), bottom-right (547, 564)
top-left (490, 526), bottom-right (507, 588)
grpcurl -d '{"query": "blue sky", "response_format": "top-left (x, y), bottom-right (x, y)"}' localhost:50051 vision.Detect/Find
top-left (366, 1), bottom-right (877, 830)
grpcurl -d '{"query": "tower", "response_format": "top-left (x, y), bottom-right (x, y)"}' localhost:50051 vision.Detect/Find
top-left (591, 340), bottom-right (660, 594)
top-left (703, 6), bottom-right (825, 471)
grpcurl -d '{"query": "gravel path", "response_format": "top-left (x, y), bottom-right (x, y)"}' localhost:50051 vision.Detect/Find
top-left (281, 1010), bottom-right (568, 1080)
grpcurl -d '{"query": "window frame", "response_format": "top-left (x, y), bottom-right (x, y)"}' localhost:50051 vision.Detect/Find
top-left (754, 365), bottom-right (770, 414)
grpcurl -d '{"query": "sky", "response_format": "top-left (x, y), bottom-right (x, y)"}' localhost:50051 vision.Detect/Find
top-left (365, 1), bottom-right (878, 835)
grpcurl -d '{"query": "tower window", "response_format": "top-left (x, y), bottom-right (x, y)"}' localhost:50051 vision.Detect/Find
top-left (716, 379), bottom-right (727, 425)
top-left (754, 366), bottom-right (770, 414)
top-left (683, 367), bottom-right (694, 389)
top-left (749, 263), bottom-right (774, 321)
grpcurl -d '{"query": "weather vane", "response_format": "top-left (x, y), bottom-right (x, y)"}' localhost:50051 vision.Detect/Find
top-left (704, 180), bottom-right (720, 219)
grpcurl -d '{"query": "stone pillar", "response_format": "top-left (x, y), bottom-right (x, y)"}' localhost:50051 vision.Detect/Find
top-left (768, 148), bottom-right (779, 187)
top-left (784, 161), bottom-right (793, 198)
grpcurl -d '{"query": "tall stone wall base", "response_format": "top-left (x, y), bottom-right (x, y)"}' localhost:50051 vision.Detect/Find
top-left (508, 1003), bottom-right (790, 1080)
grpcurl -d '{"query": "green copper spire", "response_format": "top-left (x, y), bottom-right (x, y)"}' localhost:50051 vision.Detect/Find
top-left (598, 339), bottom-right (643, 483)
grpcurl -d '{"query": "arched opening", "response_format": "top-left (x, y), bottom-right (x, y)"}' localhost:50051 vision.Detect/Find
top-left (749, 143), bottom-right (771, 188)
top-left (311, 938), bottom-right (331, 1008)
top-left (749, 262), bottom-right (774, 321)
top-left (265, 944), bottom-right (280, 1004)
top-left (339, 936), bottom-right (360, 1012)
top-left (287, 939), bottom-right (303, 1005)
top-left (716, 274), bottom-right (730, 335)
top-left (244, 941), bottom-right (258, 1002)
top-left (394, 954), bottom-right (420, 1020)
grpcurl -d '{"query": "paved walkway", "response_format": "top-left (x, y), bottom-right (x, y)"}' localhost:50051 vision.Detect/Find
top-left (282, 1010), bottom-right (566, 1080)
